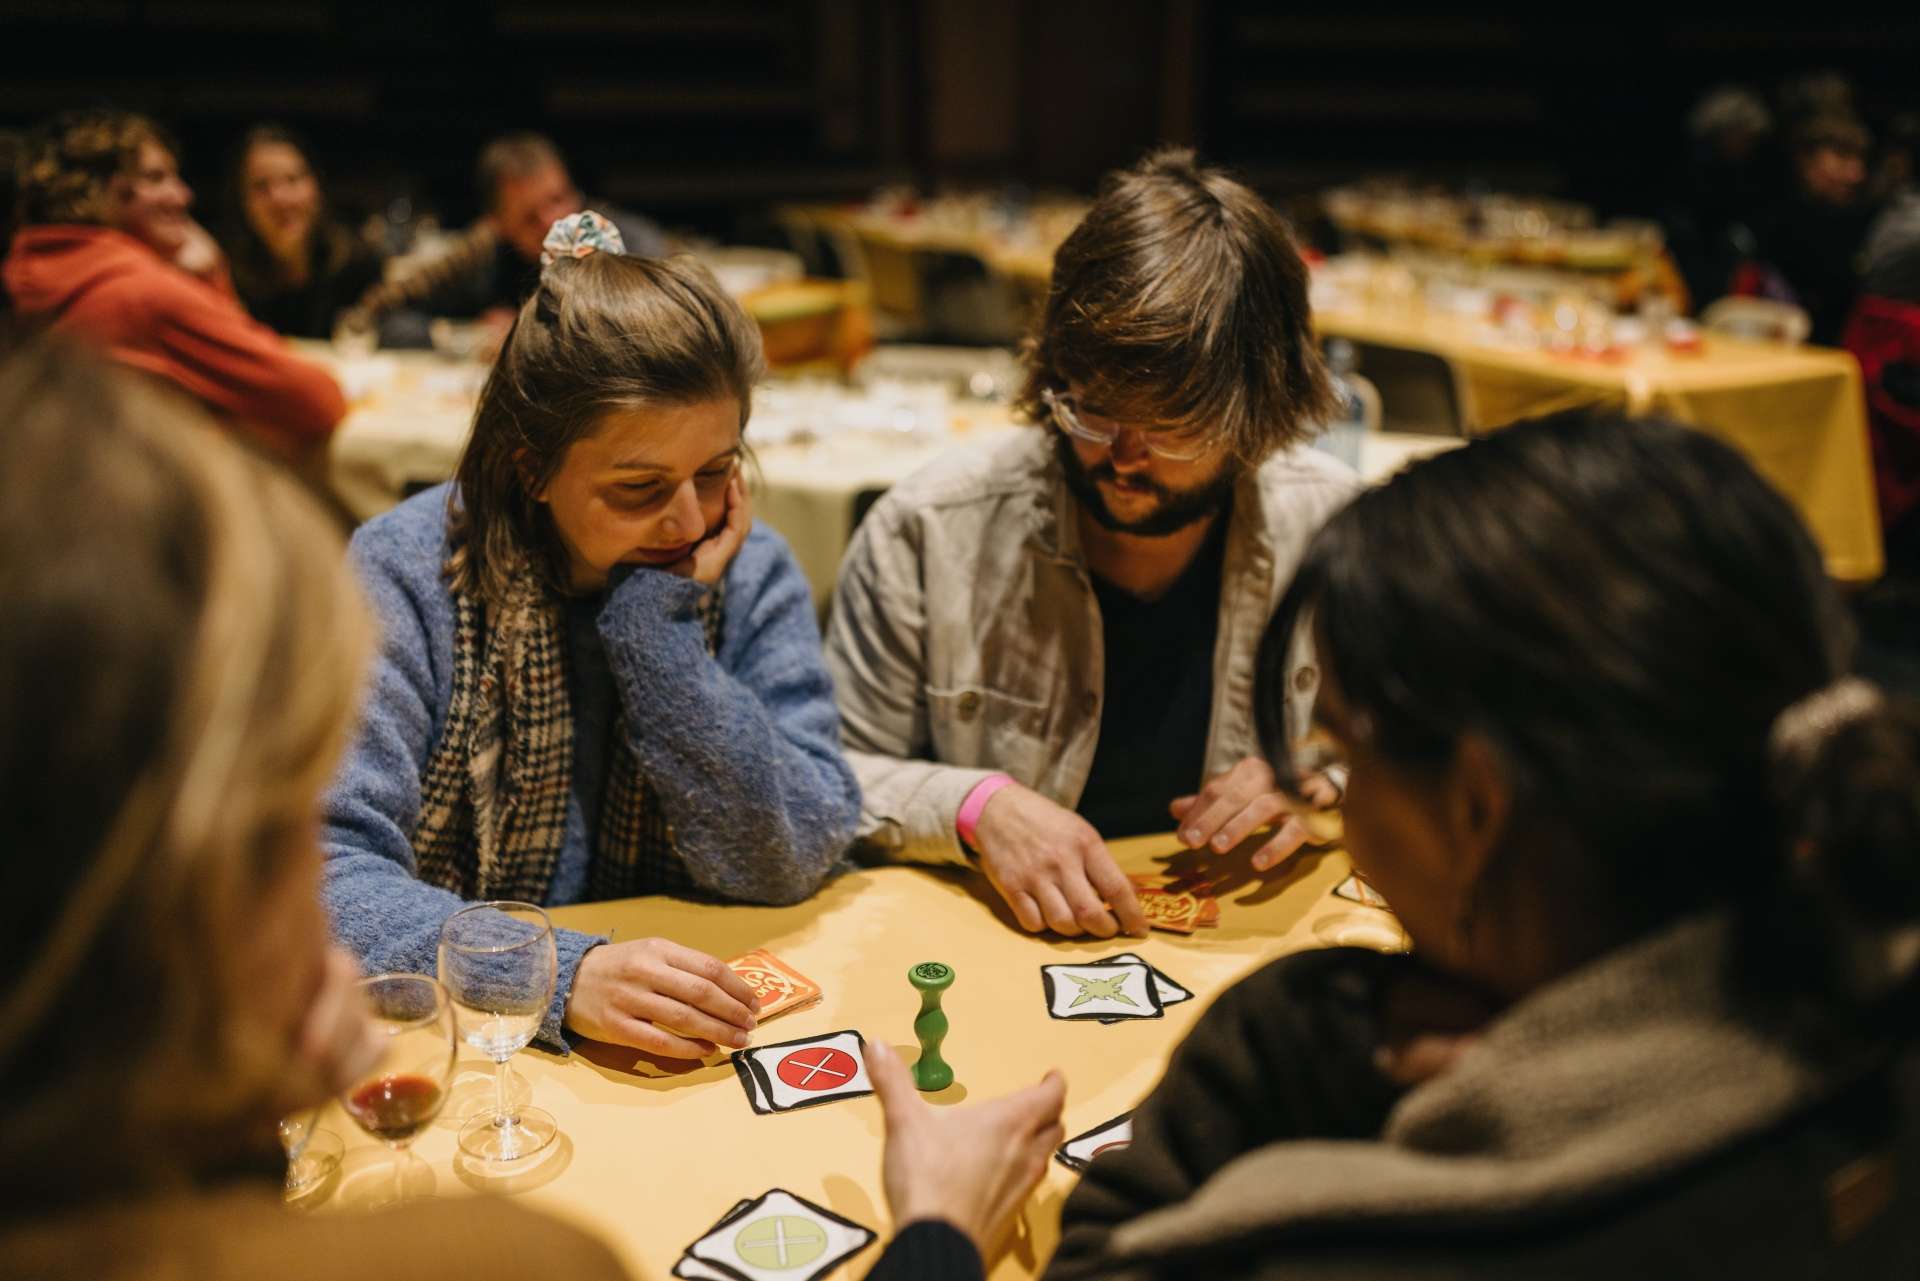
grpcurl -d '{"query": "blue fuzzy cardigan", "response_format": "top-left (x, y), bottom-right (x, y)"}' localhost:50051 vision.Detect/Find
top-left (321, 484), bottom-right (861, 1047)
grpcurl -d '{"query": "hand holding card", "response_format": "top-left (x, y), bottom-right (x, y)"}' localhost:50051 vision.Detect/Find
top-left (565, 937), bottom-right (759, 1058)
top-left (726, 949), bottom-right (822, 1026)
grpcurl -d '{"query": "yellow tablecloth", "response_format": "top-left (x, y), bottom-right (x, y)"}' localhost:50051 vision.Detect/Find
top-left (749, 231), bottom-right (1884, 581)
top-left (1316, 306), bottom-right (1882, 580)
top-left (315, 835), bottom-right (1394, 1279)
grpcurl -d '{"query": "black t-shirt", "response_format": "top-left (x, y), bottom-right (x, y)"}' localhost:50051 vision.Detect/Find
top-left (1076, 513), bottom-right (1228, 838)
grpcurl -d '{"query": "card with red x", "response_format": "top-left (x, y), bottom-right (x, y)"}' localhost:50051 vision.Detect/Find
top-left (730, 1029), bottom-right (872, 1114)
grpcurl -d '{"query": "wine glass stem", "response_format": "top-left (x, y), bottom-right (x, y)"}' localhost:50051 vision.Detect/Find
top-left (391, 1145), bottom-right (406, 1204)
top-left (493, 1056), bottom-right (515, 1130)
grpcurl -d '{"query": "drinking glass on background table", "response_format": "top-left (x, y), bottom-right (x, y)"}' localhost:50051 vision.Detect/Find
top-left (339, 974), bottom-right (457, 1207)
top-left (277, 1105), bottom-right (343, 1202)
top-left (438, 901), bottom-right (559, 1163)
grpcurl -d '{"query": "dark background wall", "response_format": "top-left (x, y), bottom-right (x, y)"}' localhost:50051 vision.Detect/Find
top-left (3, 2), bottom-right (1916, 237)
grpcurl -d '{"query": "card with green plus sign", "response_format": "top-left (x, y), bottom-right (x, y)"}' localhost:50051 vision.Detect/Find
top-left (675, 1188), bottom-right (875, 1281)
top-left (1040, 960), bottom-right (1165, 1021)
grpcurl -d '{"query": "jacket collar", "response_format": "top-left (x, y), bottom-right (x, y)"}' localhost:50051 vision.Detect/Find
top-left (1109, 914), bottom-right (1879, 1262)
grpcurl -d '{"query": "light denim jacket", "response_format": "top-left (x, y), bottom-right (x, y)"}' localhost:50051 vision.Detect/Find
top-left (824, 429), bottom-right (1360, 866)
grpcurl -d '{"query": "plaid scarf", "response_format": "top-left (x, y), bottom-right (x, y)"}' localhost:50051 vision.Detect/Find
top-left (410, 560), bottom-right (724, 904)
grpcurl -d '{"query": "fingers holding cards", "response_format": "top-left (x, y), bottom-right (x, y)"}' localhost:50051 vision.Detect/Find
top-left (726, 949), bottom-right (822, 1025)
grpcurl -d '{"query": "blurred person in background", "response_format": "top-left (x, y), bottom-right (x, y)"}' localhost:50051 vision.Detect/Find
top-left (222, 123), bottom-right (383, 340)
top-left (0, 337), bottom-right (629, 1281)
top-left (0, 128), bottom-right (23, 335)
top-left (1844, 189), bottom-right (1920, 696)
top-left (1664, 86), bottom-right (1774, 311)
top-left (2, 109), bottom-right (343, 466)
top-left (1743, 110), bottom-right (1879, 344)
top-left (369, 131), bottom-right (668, 349)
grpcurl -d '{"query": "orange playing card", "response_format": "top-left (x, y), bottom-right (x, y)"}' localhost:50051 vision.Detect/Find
top-left (726, 949), bottom-right (822, 1021)
top-left (1135, 888), bottom-right (1203, 934)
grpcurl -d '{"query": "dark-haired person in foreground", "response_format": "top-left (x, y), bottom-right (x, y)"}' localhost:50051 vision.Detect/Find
top-left (825, 149), bottom-right (1358, 939)
top-left (1029, 410), bottom-right (1920, 1279)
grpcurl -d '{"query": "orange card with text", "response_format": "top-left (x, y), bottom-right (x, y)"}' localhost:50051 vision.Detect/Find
top-left (726, 948), bottom-right (823, 1021)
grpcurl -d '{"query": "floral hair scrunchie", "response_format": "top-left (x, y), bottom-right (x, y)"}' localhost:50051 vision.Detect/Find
top-left (539, 210), bottom-right (627, 269)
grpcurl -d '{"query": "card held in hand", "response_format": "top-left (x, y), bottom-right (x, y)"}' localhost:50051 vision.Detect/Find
top-left (726, 948), bottom-right (823, 1023)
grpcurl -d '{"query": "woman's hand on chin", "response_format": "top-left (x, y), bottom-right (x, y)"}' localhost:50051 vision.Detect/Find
top-left (667, 474), bottom-right (751, 588)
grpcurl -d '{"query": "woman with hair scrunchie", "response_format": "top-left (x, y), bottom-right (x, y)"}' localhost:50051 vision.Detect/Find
top-left (999, 410), bottom-right (1920, 1280)
top-left (322, 212), bottom-right (861, 1062)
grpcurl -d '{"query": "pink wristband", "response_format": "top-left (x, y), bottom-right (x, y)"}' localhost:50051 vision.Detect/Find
top-left (955, 773), bottom-right (1016, 849)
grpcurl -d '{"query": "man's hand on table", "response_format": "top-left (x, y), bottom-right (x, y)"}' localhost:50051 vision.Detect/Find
top-left (1169, 755), bottom-right (1341, 872)
top-left (564, 937), bottom-right (761, 1057)
top-left (969, 782), bottom-right (1148, 939)
top-left (869, 1039), bottom-right (1065, 1253)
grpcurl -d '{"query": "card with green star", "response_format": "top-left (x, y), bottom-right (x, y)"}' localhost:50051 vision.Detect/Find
top-left (1040, 961), bottom-right (1164, 1021)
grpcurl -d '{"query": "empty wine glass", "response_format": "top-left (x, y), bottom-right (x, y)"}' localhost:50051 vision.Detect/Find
top-left (338, 974), bottom-right (456, 1208)
top-left (277, 1106), bottom-right (343, 1202)
top-left (438, 902), bottom-right (559, 1163)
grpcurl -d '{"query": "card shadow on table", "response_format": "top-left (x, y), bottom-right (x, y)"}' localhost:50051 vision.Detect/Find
top-left (818, 1173), bottom-right (884, 1244)
top-left (1149, 836), bottom-right (1335, 907)
top-left (568, 1039), bottom-right (736, 1089)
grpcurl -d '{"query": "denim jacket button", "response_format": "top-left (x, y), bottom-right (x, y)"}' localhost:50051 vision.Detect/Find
top-left (957, 691), bottom-right (982, 720)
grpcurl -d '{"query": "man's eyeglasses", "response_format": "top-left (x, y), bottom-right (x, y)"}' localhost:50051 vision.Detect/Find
top-left (1042, 387), bottom-right (1212, 463)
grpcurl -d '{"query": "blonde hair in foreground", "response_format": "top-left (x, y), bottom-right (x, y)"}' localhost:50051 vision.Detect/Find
top-left (0, 338), bottom-right (371, 1209)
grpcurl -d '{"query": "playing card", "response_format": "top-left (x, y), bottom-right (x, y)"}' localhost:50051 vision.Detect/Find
top-left (1041, 961), bottom-right (1164, 1021)
top-left (681, 1189), bottom-right (876, 1281)
top-left (672, 1200), bottom-right (755, 1279)
top-left (1135, 887), bottom-right (1204, 933)
top-left (1055, 1112), bottom-right (1134, 1172)
top-left (727, 949), bottom-right (823, 1023)
top-left (731, 1029), bottom-right (872, 1113)
top-left (1332, 874), bottom-right (1390, 909)
top-left (1088, 951), bottom-right (1191, 1024)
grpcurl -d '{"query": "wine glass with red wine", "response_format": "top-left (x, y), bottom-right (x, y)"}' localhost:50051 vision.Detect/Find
top-left (339, 973), bottom-right (456, 1206)
top-left (437, 901), bottom-right (558, 1163)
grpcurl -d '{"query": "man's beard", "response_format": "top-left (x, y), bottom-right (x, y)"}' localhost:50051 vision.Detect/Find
top-left (1054, 432), bottom-right (1239, 537)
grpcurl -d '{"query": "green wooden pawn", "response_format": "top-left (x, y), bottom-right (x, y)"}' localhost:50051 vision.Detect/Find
top-left (908, 961), bottom-right (955, 1091)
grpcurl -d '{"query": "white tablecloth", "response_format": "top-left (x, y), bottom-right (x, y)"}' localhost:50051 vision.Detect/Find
top-left (320, 349), bottom-right (1460, 607)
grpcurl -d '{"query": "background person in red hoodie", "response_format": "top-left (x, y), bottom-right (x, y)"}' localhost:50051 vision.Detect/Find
top-left (4, 109), bottom-right (344, 468)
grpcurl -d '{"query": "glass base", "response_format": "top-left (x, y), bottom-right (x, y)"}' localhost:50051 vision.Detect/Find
top-left (458, 1106), bottom-right (558, 1163)
top-left (283, 1129), bottom-right (344, 1202)
top-left (337, 1146), bottom-right (436, 1211)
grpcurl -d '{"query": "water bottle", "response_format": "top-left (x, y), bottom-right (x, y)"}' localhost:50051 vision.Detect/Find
top-left (1313, 339), bottom-right (1379, 470)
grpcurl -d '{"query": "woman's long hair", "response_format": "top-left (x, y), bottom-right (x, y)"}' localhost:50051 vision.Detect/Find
top-left (0, 338), bottom-right (372, 1213)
